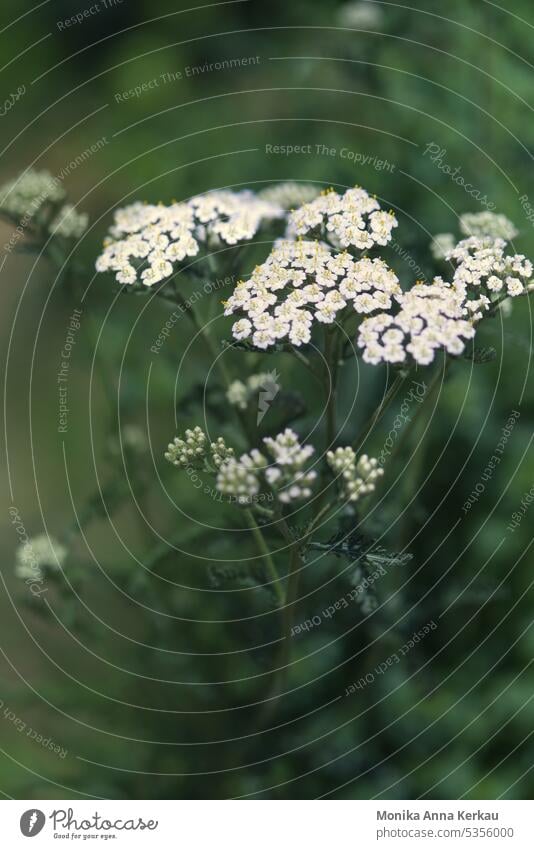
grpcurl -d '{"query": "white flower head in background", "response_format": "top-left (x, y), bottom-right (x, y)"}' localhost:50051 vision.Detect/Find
top-left (459, 211), bottom-right (518, 242)
top-left (357, 278), bottom-right (475, 366)
top-left (258, 182), bottom-right (321, 209)
top-left (337, 1), bottom-right (384, 29)
top-left (189, 190), bottom-right (282, 247)
top-left (15, 534), bottom-right (67, 581)
top-left (327, 447), bottom-right (383, 502)
top-left (0, 169), bottom-right (65, 220)
top-left (226, 371), bottom-right (281, 422)
top-left (226, 379), bottom-right (249, 410)
top-left (288, 186), bottom-right (397, 251)
top-left (95, 190), bottom-right (282, 287)
top-left (225, 238), bottom-right (400, 349)
top-left (431, 232), bottom-right (456, 262)
top-left (49, 204), bottom-right (89, 239)
top-left (216, 428), bottom-right (317, 505)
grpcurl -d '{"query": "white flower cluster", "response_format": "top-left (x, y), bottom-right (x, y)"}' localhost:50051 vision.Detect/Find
top-left (459, 211), bottom-right (518, 241)
top-left (109, 424), bottom-right (148, 457)
top-left (0, 169), bottom-right (65, 219)
top-left (430, 232), bottom-right (455, 262)
top-left (226, 372), bottom-right (278, 410)
top-left (327, 448), bottom-right (383, 503)
top-left (49, 204), bottom-right (88, 239)
top-left (225, 238), bottom-right (400, 349)
top-left (165, 426), bottom-right (234, 470)
top-left (216, 428), bottom-right (317, 505)
top-left (15, 534), bottom-right (67, 580)
top-left (337, 0), bottom-right (384, 28)
top-left (446, 236), bottom-right (533, 309)
top-left (288, 187), bottom-right (397, 251)
top-left (95, 190), bottom-right (281, 287)
top-left (357, 279), bottom-right (475, 365)
top-left (258, 182), bottom-right (321, 209)
top-left (189, 190), bottom-right (282, 246)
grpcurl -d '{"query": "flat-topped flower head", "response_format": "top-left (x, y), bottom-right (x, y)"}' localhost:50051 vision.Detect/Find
top-left (459, 211), bottom-right (518, 242)
top-left (0, 169), bottom-right (65, 220)
top-left (357, 279), bottom-right (475, 366)
top-left (95, 191), bottom-right (282, 286)
top-left (49, 204), bottom-right (88, 239)
top-left (327, 448), bottom-right (383, 502)
top-left (225, 239), bottom-right (400, 349)
top-left (226, 372), bottom-right (279, 410)
top-left (15, 534), bottom-right (67, 581)
top-left (431, 232), bottom-right (456, 262)
top-left (189, 189), bottom-right (282, 246)
top-left (258, 182), bottom-right (321, 209)
top-left (446, 236), bottom-right (533, 312)
top-left (288, 186), bottom-right (397, 251)
top-left (216, 428), bottom-right (317, 505)
top-left (96, 201), bottom-right (199, 286)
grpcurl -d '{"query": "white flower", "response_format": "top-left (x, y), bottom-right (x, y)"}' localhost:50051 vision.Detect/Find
top-left (258, 182), bottom-right (321, 209)
top-left (288, 187), bottom-right (397, 251)
top-left (96, 201), bottom-right (199, 286)
top-left (216, 449), bottom-right (266, 504)
top-left (431, 233), bottom-right (456, 261)
top-left (216, 428), bottom-right (317, 505)
top-left (0, 169), bottom-right (65, 219)
top-left (226, 372), bottom-right (279, 410)
top-left (226, 380), bottom-right (249, 410)
top-left (225, 239), bottom-right (400, 349)
top-left (48, 204), bottom-right (88, 238)
top-left (459, 211), bottom-right (518, 242)
top-left (327, 448), bottom-right (383, 502)
top-left (165, 426), bottom-right (233, 470)
top-left (15, 534), bottom-right (66, 581)
top-left (96, 191), bottom-right (282, 287)
top-left (337, 1), bottom-right (383, 29)
top-left (189, 189), bottom-right (282, 246)
top-left (357, 279), bottom-right (475, 366)
top-left (446, 236), bottom-right (532, 310)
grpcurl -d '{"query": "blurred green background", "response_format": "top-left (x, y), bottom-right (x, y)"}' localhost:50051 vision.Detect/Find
top-left (0, 0), bottom-right (533, 799)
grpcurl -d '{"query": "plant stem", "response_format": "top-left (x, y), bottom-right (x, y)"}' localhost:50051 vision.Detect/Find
top-left (244, 509), bottom-right (284, 606)
top-left (278, 543), bottom-right (302, 669)
top-left (323, 328), bottom-right (339, 449)
top-left (257, 541), bottom-right (302, 725)
top-left (352, 371), bottom-right (407, 450)
top-left (386, 359), bottom-right (450, 471)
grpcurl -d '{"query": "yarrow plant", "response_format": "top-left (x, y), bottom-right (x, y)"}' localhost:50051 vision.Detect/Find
top-left (0, 168), bottom-right (88, 253)
top-left (95, 190), bottom-right (282, 286)
top-left (10, 170), bottom-right (534, 718)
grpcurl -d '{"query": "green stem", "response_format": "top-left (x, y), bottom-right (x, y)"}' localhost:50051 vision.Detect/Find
top-left (386, 359), bottom-right (450, 471)
top-left (323, 328), bottom-right (339, 449)
top-left (257, 541), bottom-right (302, 725)
top-left (244, 509), bottom-right (284, 606)
top-left (352, 371), bottom-right (407, 450)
